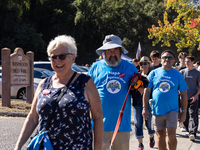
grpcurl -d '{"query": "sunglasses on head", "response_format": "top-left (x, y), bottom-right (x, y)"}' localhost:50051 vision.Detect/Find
top-left (49, 53), bottom-right (73, 61)
top-left (161, 56), bottom-right (173, 60)
top-left (140, 62), bottom-right (148, 66)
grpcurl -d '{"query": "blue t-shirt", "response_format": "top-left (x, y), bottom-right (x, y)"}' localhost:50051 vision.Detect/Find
top-left (88, 59), bottom-right (138, 132)
top-left (147, 67), bottom-right (188, 115)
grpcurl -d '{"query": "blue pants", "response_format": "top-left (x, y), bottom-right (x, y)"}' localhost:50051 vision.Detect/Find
top-left (133, 101), bottom-right (155, 139)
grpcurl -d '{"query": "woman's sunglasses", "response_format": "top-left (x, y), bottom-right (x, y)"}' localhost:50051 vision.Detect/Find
top-left (139, 62), bottom-right (148, 66)
top-left (49, 53), bottom-right (73, 61)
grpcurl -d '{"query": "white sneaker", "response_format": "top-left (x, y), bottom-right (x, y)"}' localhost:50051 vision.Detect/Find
top-left (185, 132), bottom-right (189, 136)
top-left (180, 127), bottom-right (186, 132)
top-left (189, 134), bottom-right (195, 141)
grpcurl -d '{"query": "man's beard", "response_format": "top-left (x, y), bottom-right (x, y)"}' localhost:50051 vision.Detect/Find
top-left (105, 56), bottom-right (121, 67)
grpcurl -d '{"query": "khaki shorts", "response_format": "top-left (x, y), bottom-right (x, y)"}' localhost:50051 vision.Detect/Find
top-left (102, 131), bottom-right (130, 150)
top-left (152, 111), bottom-right (178, 131)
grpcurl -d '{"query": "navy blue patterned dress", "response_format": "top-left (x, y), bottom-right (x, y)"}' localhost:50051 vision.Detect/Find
top-left (36, 73), bottom-right (92, 150)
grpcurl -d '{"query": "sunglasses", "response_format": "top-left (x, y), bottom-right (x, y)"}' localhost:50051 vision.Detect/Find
top-left (140, 62), bottom-right (148, 66)
top-left (49, 53), bottom-right (73, 61)
top-left (161, 56), bottom-right (173, 60)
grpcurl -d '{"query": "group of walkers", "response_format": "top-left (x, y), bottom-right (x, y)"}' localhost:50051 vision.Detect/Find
top-left (133, 50), bottom-right (200, 150)
top-left (173, 52), bottom-right (200, 141)
top-left (14, 34), bottom-right (199, 150)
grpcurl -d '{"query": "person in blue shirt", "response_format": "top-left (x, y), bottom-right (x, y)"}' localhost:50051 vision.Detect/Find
top-left (142, 50), bottom-right (188, 150)
top-left (88, 34), bottom-right (138, 150)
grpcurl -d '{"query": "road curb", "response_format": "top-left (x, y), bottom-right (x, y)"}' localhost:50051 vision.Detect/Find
top-left (0, 111), bottom-right (28, 117)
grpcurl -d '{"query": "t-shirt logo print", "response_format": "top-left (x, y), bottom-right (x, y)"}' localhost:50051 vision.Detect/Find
top-left (107, 80), bottom-right (121, 94)
top-left (159, 82), bottom-right (170, 93)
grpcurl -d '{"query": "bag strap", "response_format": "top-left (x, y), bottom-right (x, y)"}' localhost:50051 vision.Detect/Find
top-left (45, 71), bottom-right (77, 130)
top-left (42, 75), bottom-right (53, 90)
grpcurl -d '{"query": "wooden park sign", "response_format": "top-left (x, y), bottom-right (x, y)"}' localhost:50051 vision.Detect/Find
top-left (10, 48), bottom-right (30, 86)
top-left (1, 47), bottom-right (34, 107)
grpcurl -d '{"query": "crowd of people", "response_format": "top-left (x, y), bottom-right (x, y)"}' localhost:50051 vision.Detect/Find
top-left (135, 51), bottom-right (200, 150)
top-left (14, 34), bottom-right (200, 150)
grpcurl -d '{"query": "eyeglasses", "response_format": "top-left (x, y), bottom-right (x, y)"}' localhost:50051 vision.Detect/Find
top-left (161, 56), bottom-right (173, 60)
top-left (139, 62), bottom-right (148, 66)
top-left (106, 49), bottom-right (120, 54)
top-left (49, 53), bottom-right (73, 61)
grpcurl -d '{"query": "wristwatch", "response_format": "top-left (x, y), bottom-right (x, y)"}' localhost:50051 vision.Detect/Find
top-left (182, 109), bottom-right (187, 113)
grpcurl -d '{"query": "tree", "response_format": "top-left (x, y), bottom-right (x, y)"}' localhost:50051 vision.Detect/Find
top-left (148, 0), bottom-right (200, 55)
top-left (0, 0), bottom-right (46, 59)
top-left (22, 0), bottom-right (77, 61)
top-left (73, 0), bottom-right (167, 62)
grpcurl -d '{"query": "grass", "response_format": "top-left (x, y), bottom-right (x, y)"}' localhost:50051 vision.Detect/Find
top-left (0, 98), bottom-right (31, 113)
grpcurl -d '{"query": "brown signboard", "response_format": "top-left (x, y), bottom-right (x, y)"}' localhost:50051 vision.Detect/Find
top-left (10, 48), bottom-right (30, 86)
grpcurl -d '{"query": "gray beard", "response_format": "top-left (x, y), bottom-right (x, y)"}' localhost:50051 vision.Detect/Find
top-left (105, 58), bottom-right (121, 67)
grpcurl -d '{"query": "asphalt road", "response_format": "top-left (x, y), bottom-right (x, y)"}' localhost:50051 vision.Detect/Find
top-left (0, 116), bottom-right (35, 150)
top-left (0, 116), bottom-right (199, 150)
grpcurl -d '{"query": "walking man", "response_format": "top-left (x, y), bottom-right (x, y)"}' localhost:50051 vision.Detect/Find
top-left (174, 52), bottom-right (187, 71)
top-left (180, 55), bottom-right (200, 141)
top-left (149, 50), bottom-right (162, 70)
top-left (142, 50), bottom-right (188, 150)
top-left (88, 34), bottom-right (138, 150)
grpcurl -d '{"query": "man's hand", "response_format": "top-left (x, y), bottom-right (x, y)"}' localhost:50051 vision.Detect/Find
top-left (178, 112), bottom-right (186, 123)
top-left (190, 95), bottom-right (198, 103)
top-left (142, 108), bottom-right (149, 120)
top-left (180, 90), bottom-right (188, 123)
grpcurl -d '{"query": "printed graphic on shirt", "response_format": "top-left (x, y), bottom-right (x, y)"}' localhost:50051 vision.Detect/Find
top-left (106, 80), bottom-right (121, 94)
top-left (119, 73), bottom-right (125, 78)
top-left (159, 82), bottom-right (170, 93)
top-left (185, 75), bottom-right (193, 79)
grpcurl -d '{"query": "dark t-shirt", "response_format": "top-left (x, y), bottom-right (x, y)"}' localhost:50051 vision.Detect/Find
top-left (174, 65), bottom-right (186, 71)
top-left (150, 63), bottom-right (162, 70)
top-left (180, 68), bottom-right (200, 99)
top-left (136, 65), bottom-right (140, 72)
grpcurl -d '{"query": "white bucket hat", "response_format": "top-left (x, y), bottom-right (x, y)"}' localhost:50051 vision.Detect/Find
top-left (96, 34), bottom-right (128, 55)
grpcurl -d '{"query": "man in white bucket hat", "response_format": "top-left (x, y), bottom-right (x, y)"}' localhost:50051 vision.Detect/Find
top-left (96, 34), bottom-right (129, 55)
top-left (88, 34), bottom-right (138, 150)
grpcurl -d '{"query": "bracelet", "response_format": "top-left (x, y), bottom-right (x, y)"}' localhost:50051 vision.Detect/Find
top-left (182, 109), bottom-right (187, 113)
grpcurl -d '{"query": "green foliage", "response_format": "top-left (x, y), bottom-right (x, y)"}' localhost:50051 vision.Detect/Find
top-left (2, 0), bottom-right (189, 65)
top-left (148, 0), bottom-right (200, 55)
top-left (0, 24), bottom-right (45, 54)
top-left (73, 0), bottom-right (167, 62)
top-left (0, 0), bottom-right (47, 60)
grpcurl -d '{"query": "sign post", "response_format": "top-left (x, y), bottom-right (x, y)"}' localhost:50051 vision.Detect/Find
top-left (26, 51), bottom-right (34, 103)
top-left (1, 47), bottom-right (34, 106)
top-left (1, 48), bottom-right (11, 107)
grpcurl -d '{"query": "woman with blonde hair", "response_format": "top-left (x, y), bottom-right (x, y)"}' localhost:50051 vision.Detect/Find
top-left (133, 56), bottom-right (155, 150)
top-left (139, 56), bottom-right (151, 77)
top-left (14, 35), bottom-right (103, 150)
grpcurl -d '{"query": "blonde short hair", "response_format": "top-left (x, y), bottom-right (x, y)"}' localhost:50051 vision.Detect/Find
top-left (47, 35), bottom-right (77, 56)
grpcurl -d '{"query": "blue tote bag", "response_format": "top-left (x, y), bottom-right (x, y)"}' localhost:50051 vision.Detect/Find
top-left (26, 131), bottom-right (53, 150)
